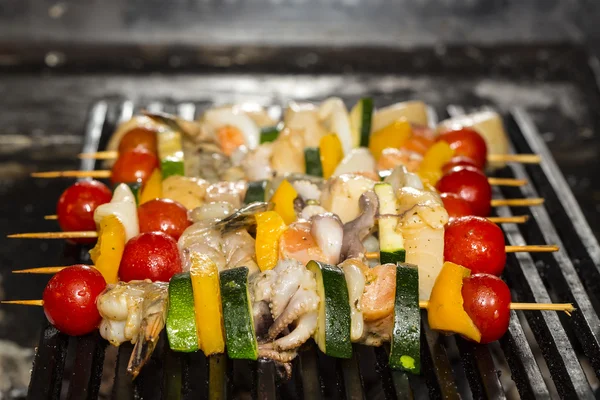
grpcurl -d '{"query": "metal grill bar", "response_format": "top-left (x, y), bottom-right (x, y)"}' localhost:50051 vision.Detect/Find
top-left (23, 98), bottom-right (600, 399)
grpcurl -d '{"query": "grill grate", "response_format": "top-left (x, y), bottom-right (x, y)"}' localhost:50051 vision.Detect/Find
top-left (25, 99), bottom-right (600, 400)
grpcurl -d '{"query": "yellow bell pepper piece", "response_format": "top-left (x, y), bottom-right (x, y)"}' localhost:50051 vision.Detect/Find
top-left (139, 168), bottom-right (162, 205)
top-left (319, 133), bottom-right (344, 179)
top-left (427, 262), bottom-right (481, 342)
top-left (417, 141), bottom-right (454, 186)
top-left (255, 211), bottom-right (287, 271)
top-left (189, 252), bottom-right (225, 355)
top-left (270, 179), bottom-right (298, 225)
top-left (368, 119), bottom-right (412, 161)
top-left (89, 215), bottom-right (125, 284)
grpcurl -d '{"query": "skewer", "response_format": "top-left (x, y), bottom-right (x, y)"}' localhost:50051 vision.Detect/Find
top-left (13, 266), bottom-right (67, 274)
top-left (487, 154), bottom-right (541, 164)
top-left (31, 170), bottom-right (111, 179)
top-left (365, 244), bottom-right (558, 260)
top-left (79, 151), bottom-right (542, 164)
top-left (29, 170), bottom-right (526, 187)
top-left (11, 214), bottom-right (534, 241)
top-left (490, 198), bottom-right (544, 207)
top-left (7, 231), bottom-right (98, 239)
top-left (2, 299), bottom-right (573, 315)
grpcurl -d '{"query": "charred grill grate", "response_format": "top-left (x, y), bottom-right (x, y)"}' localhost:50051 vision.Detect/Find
top-left (25, 98), bottom-right (600, 400)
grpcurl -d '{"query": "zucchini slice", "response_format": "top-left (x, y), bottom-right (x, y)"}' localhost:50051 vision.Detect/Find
top-left (166, 273), bottom-right (199, 352)
top-left (157, 129), bottom-right (185, 179)
top-left (243, 180), bottom-right (267, 204)
top-left (219, 267), bottom-right (258, 360)
top-left (389, 263), bottom-right (420, 373)
top-left (350, 97), bottom-right (374, 148)
top-left (307, 260), bottom-right (352, 359)
top-left (304, 147), bottom-right (324, 177)
top-left (260, 125), bottom-right (281, 144)
top-left (374, 183), bottom-right (406, 264)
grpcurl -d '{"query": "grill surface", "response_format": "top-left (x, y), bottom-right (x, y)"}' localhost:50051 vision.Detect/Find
top-left (22, 97), bottom-right (600, 399)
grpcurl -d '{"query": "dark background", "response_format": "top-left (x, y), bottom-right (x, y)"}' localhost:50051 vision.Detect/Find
top-left (1, 0), bottom-right (600, 397)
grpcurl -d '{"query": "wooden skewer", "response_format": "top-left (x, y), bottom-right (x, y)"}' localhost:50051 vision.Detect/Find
top-left (79, 151), bottom-right (541, 164)
top-left (13, 266), bottom-right (67, 274)
top-left (487, 178), bottom-right (527, 187)
top-left (487, 215), bottom-right (529, 224)
top-left (78, 150), bottom-right (119, 160)
top-left (1, 300), bottom-right (44, 306)
top-left (31, 170), bottom-right (111, 179)
top-left (487, 154), bottom-right (541, 164)
top-left (44, 215), bottom-right (58, 220)
top-left (366, 244), bottom-right (558, 260)
top-left (30, 169), bottom-right (526, 187)
top-left (7, 231), bottom-right (98, 239)
top-left (490, 198), bottom-right (544, 207)
top-left (505, 245), bottom-right (559, 253)
top-left (2, 299), bottom-right (573, 315)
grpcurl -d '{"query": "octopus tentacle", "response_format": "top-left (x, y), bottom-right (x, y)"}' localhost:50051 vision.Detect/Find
top-left (268, 287), bottom-right (319, 340)
top-left (273, 311), bottom-right (318, 351)
top-left (258, 343), bottom-right (298, 363)
top-left (270, 261), bottom-right (303, 319)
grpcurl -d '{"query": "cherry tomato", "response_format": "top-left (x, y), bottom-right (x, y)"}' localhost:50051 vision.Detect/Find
top-left (441, 156), bottom-right (480, 175)
top-left (42, 265), bottom-right (106, 336)
top-left (440, 192), bottom-right (474, 221)
top-left (436, 166), bottom-right (492, 217)
top-left (110, 148), bottom-right (159, 186)
top-left (444, 216), bottom-right (506, 276)
top-left (462, 273), bottom-right (511, 343)
top-left (138, 199), bottom-right (191, 240)
top-left (118, 127), bottom-right (158, 155)
top-left (119, 232), bottom-right (182, 282)
top-left (437, 127), bottom-right (488, 169)
top-left (57, 180), bottom-right (112, 243)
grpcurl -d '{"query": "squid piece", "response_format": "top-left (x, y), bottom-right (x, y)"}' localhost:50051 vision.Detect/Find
top-left (320, 174), bottom-right (377, 224)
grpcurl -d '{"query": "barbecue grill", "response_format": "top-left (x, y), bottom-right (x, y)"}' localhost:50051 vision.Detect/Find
top-left (1, 28), bottom-right (600, 399)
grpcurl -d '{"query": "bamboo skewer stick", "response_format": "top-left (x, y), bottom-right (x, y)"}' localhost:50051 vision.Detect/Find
top-left (7, 231), bottom-right (98, 239)
top-left (487, 215), bottom-right (529, 224)
top-left (44, 215), bottom-right (58, 220)
top-left (487, 154), bottom-right (541, 164)
top-left (2, 299), bottom-right (573, 314)
top-left (491, 198), bottom-right (544, 207)
top-left (79, 151), bottom-right (542, 164)
top-left (13, 266), bottom-right (67, 274)
top-left (487, 178), bottom-right (528, 187)
top-left (31, 169), bottom-right (526, 187)
top-left (31, 170), bottom-right (111, 179)
top-left (505, 245), bottom-right (559, 253)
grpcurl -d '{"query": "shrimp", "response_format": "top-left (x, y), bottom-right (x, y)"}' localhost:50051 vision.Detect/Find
top-left (377, 148), bottom-right (423, 173)
top-left (97, 281), bottom-right (169, 378)
top-left (400, 136), bottom-right (434, 156)
top-left (217, 125), bottom-right (246, 156)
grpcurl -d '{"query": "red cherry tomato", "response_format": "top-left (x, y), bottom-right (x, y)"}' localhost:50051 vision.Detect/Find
top-left (440, 192), bottom-right (474, 221)
top-left (42, 265), bottom-right (106, 336)
top-left (138, 199), bottom-right (191, 240)
top-left (110, 148), bottom-right (159, 186)
top-left (119, 232), bottom-right (182, 282)
top-left (462, 274), bottom-right (511, 343)
top-left (118, 128), bottom-right (158, 155)
top-left (436, 166), bottom-right (492, 217)
top-left (437, 127), bottom-right (488, 169)
top-left (444, 216), bottom-right (506, 276)
top-left (57, 180), bottom-right (112, 243)
top-left (441, 156), bottom-right (480, 175)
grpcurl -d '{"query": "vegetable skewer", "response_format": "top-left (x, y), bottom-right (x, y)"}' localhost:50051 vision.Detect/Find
top-left (78, 150), bottom-right (542, 164)
top-left (29, 169), bottom-right (528, 187)
top-left (2, 299), bottom-right (574, 313)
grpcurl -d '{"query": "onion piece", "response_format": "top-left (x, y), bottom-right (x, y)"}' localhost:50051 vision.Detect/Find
top-left (94, 183), bottom-right (139, 241)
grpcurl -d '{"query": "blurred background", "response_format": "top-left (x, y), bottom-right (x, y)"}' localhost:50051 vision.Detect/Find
top-left (1, 0), bottom-right (600, 398)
